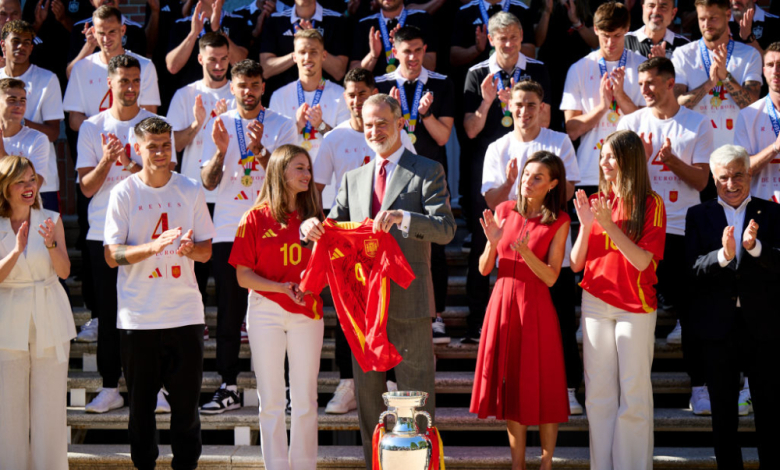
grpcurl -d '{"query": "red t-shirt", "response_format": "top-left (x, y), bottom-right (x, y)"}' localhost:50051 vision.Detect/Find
top-left (300, 218), bottom-right (415, 372)
top-left (229, 205), bottom-right (323, 319)
top-left (580, 192), bottom-right (666, 313)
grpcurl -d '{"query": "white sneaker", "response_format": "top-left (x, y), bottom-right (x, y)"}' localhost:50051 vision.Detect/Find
top-left (666, 320), bottom-right (682, 344)
top-left (325, 379), bottom-right (357, 414)
top-left (568, 388), bottom-right (583, 415)
top-left (85, 388), bottom-right (124, 413)
top-left (432, 317), bottom-right (450, 344)
top-left (738, 387), bottom-right (752, 416)
top-left (689, 386), bottom-right (712, 415)
top-left (155, 389), bottom-right (171, 414)
top-left (76, 318), bottom-right (99, 342)
top-left (386, 380), bottom-right (398, 392)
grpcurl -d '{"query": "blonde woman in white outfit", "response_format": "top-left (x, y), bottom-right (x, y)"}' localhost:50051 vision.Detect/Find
top-left (0, 156), bottom-right (76, 470)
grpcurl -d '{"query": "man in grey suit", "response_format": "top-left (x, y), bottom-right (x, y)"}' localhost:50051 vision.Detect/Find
top-left (301, 93), bottom-right (456, 465)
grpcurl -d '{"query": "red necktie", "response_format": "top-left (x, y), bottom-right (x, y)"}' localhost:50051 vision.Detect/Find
top-left (372, 159), bottom-right (388, 217)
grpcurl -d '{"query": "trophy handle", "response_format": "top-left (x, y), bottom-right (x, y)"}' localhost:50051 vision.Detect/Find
top-left (414, 410), bottom-right (432, 430)
top-left (378, 410), bottom-right (397, 425)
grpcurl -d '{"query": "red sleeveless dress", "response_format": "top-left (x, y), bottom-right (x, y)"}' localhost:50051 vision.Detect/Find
top-left (470, 201), bottom-right (570, 425)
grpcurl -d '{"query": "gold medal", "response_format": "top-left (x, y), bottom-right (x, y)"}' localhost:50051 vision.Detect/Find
top-left (607, 111), bottom-right (619, 124)
top-left (710, 96), bottom-right (722, 108)
top-left (409, 133), bottom-right (417, 144)
top-left (501, 116), bottom-right (513, 127)
top-left (301, 140), bottom-right (313, 151)
top-left (386, 64), bottom-right (396, 73)
top-left (241, 175), bottom-right (253, 187)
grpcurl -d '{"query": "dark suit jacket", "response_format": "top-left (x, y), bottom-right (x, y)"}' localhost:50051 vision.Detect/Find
top-left (685, 197), bottom-right (780, 341)
top-left (327, 149), bottom-right (457, 320)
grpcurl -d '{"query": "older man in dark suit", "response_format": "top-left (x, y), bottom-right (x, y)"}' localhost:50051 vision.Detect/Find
top-left (685, 144), bottom-right (780, 470)
top-left (301, 93), bottom-right (456, 465)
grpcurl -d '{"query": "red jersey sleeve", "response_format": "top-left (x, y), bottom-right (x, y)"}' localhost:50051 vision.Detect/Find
top-left (637, 193), bottom-right (666, 261)
top-left (379, 231), bottom-right (415, 289)
top-left (299, 231), bottom-right (331, 296)
top-left (229, 210), bottom-right (258, 269)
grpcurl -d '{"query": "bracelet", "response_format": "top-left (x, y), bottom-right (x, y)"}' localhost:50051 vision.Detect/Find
top-left (773, 142), bottom-right (779, 154)
top-left (572, 21), bottom-right (583, 30)
top-left (46, 241), bottom-right (57, 250)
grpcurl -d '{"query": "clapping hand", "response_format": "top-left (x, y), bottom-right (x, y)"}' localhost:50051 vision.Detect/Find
top-left (210, 0), bottom-right (224, 31)
top-left (479, 209), bottom-right (505, 246)
top-left (211, 117), bottom-right (230, 154)
top-left (497, 77), bottom-right (515, 104)
top-left (480, 73), bottom-right (500, 104)
top-left (648, 42), bottom-right (666, 59)
top-left (722, 226), bottom-right (737, 261)
top-left (573, 189), bottom-right (594, 227)
top-left (37, 218), bottom-right (56, 248)
top-left (152, 227), bottom-right (182, 254)
top-left (510, 231), bottom-right (531, 255)
top-left (598, 73), bottom-right (614, 111)
top-left (368, 26), bottom-right (383, 60)
top-left (656, 137), bottom-right (674, 166)
top-left (610, 67), bottom-right (626, 96)
top-left (14, 221), bottom-right (29, 255)
top-left (743, 219), bottom-right (758, 251)
top-left (739, 8), bottom-right (755, 41)
top-left (475, 25), bottom-right (488, 53)
top-left (709, 43), bottom-right (729, 82)
top-left (100, 133), bottom-right (124, 164)
top-left (177, 229), bottom-right (195, 257)
top-left (418, 92), bottom-right (433, 115)
top-left (639, 132), bottom-right (654, 162)
top-left (590, 195), bottom-right (614, 227)
top-left (505, 158), bottom-right (518, 185)
top-left (193, 94), bottom-right (207, 128)
top-left (304, 104), bottom-right (324, 129)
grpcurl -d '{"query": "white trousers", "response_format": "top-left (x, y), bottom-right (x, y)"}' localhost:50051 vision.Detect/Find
top-left (0, 318), bottom-right (70, 470)
top-left (247, 292), bottom-right (324, 470)
top-left (581, 290), bottom-right (656, 470)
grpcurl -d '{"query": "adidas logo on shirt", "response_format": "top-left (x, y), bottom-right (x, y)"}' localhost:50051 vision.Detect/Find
top-left (473, 18), bottom-right (483, 24)
top-left (149, 268), bottom-right (163, 279)
top-left (235, 191), bottom-right (249, 200)
top-left (330, 248), bottom-right (345, 260)
top-left (162, 5), bottom-right (170, 11)
top-left (262, 229), bottom-right (278, 239)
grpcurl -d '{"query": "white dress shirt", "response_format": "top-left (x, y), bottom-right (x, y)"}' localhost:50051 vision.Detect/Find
top-left (716, 196), bottom-right (763, 307)
top-left (374, 145), bottom-right (411, 234)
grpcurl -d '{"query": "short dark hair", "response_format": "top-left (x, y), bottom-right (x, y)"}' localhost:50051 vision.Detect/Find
top-left (393, 25), bottom-right (425, 45)
top-left (231, 59), bottom-right (264, 80)
top-left (344, 67), bottom-right (376, 89)
top-left (638, 56), bottom-right (676, 79)
top-left (107, 54), bottom-right (141, 75)
top-left (134, 117), bottom-right (172, 140)
top-left (93, 5), bottom-right (122, 23)
top-left (2, 20), bottom-right (35, 41)
top-left (0, 78), bottom-right (26, 94)
top-left (594, 2), bottom-right (630, 31)
top-left (693, 0), bottom-right (729, 9)
top-left (199, 31), bottom-right (229, 51)
top-left (511, 79), bottom-right (544, 101)
top-left (765, 41), bottom-right (780, 56)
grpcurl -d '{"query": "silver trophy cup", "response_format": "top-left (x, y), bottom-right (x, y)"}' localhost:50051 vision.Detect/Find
top-left (376, 391), bottom-right (433, 470)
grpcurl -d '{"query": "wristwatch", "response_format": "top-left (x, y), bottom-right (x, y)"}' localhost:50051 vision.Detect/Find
top-left (124, 160), bottom-right (137, 171)
top-left (722, 72), bottom-right (734, 84)
top-left (421, 109), bottom-right (433, 120)
top-left (317, 121), bottom-right (328, 132)
top-left (258, 146), bottom-right (268, 157)
top-left (743, 33), bottom-right (756, 43)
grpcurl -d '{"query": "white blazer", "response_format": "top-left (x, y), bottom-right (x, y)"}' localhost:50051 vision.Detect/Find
top-left (0, 208), bottom-right (76, 362)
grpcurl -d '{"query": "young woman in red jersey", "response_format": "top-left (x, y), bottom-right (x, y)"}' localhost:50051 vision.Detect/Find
top-left (471, 151), bottom-right (571, 470)
top-left (570, 130), bottom-right (666, 470)
top-left (229, 144), bottom-right (324, 470)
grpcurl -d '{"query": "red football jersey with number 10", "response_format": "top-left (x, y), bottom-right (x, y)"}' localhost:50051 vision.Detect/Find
top-left (229, 205), bottom-right (323, 320)
top-left (580, 192), bottom-right (666, 314)
top-left (300, 218), bottom-right (415, 372)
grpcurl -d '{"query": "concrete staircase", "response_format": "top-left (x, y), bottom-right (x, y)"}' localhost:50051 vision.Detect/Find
top-left (60, 215), bottom-right (758, 468)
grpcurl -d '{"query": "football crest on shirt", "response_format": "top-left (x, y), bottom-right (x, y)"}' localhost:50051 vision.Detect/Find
top-left (669, 191), bottom-right (678, 203)
top-left (172, 266), bottom-right (181, 278)
top-left (726, 119), bottom-right (734, 130)
top-left (149, 267), bottom-right (163, 279)
top-left (754, 25), bottom-right (763, 39)
top-left (69, 0), bottom-right (79, 12)
top-left (364, 239), bottom-right (378, 258)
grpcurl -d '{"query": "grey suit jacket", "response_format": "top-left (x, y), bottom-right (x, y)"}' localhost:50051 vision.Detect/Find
top-left (327, 149), bottom-right (456, 319)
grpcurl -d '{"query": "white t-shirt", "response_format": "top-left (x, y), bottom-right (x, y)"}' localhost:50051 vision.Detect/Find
top-left (3, 127), bottom-right (50, 190)
top-left (269, 79), bottom-right (350, 207)
top-left (314, 119), bottom-right (416, 195)
top-left (202, 108), bottom-right (298, 243)
top-left (560, 49), bottom-right (645, 186)
top-left (75, 108), bottom-right (165, 241)
top-left (480, 128), bottom-right (580, 267)
top-left (671, 40), bottom-right (762, 149)
top-left (104, 172), bottom-right (216, 330)
top-left (63, 51), bottom-right (161, 118)
top-left (617, 106), bottom-right (713, 236)
top-left (0, 65), bottom-right (64, 192)
top-left (167, 80), bottom-right (235, 203)
top-left (734, 98), bottom-right (780, 202)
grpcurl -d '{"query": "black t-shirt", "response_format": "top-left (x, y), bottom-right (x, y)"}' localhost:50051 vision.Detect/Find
top-left (68, 16), bottom-right (148, 63)
top-left (729, 7), bottom-right (780, 51)
top-left (624, 27), bottom-right (690, 58)
top-left (167, 12), bottom-right (251, 90)
top-left (351, 8), bottom-right (437, 76)
top-left (145, 0), bottom-right (185, 113)
top-left (375, 68), bottom-right (455, 166)
top-left (463, 54), bottom-right (552, 159)
top-left (450, 0), bottom-right (535, 66)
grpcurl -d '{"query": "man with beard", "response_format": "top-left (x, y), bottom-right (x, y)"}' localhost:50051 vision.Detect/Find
top-left (199, 59), bottom-right (297, 413)
top-left (300, 93), bottom-right (456, 465)
top-left (0, 20), bottom-right (64, 211)
top-left (349, 0), bottom-right (436, 76)
top-left (625, 0), bottom-right (689, 58)
top-left (75, 54), bottom-right (174, 414)
top-left (672, 0), bottom-right (762, 150)
top-left (728, 0), bottom-right (780, 56)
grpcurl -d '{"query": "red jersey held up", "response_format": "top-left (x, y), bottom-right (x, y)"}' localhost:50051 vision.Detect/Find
top-left (229, 205), bottom-right (324, 320)
top-left (300, 218), bottom-right (415, 372)
top-left (580, 192), bottom-right (666, 314)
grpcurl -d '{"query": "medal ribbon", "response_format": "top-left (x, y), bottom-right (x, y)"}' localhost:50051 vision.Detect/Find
top-left (378, 9), bottom-right (408, 66)
top-left (398, 79), bottom-right (425, 134)
top-left (766, 96), bottom-right (780, 137)
top-left (235, 110), bottom-right (265, 178)
top-left (699, 39), bottom-right (734, 101)
top-left (297, 79), bottom-right (326, 140)
top-left (495, 66), bottom-right (523, 116)
top-left (477, 0), bottom-right (509, 28)
top-left (598, 49), bottom-right (628, 115)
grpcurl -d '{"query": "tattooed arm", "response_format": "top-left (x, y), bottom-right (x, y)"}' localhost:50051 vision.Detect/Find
top-left (675, 79), bottom-right (716, 109)
top-left (201, 150), bottom-right (226, 191)
top-left (723, 79), bottom-right (761, 109)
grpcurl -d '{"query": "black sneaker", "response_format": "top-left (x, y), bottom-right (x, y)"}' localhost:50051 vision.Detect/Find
top-left (432, 317), bottom-right (451, 344)
top-left (285, 386), bottom-right (292, 415)
top-left (200, 383), bottom-right (241, 414)
top-left (461, 328), bottom-right (482, 344)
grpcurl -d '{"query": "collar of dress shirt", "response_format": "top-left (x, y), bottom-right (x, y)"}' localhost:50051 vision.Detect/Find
top-left (718, 194), bottom-right (752, 216)
top-left (488, 52), bottom-right (526, 75)
top-left (291, 2), bottom-right (323, 23)
top-left (246, 0), bottom-right (259, 15)
top-left (375, 144), bottom-right (405, 172)
top-left (393, 67), bottom-right (430, 87)
top-left (632, 26), bottom-right (675, 45)
top-left (380, 6), bottom-right (405, 22)
top-left (482, 0), bottom-right (509, 11)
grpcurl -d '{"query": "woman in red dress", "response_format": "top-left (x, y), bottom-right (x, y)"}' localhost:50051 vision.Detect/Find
top-left (471, 151), bottom-right (571, 470)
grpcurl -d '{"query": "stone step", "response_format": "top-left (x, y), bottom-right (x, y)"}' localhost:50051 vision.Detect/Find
top-left (66, 370), bottom-right (693, 395)
top-left (65, 406), bottom-right (756, 433)
top-left (68, 337), bottom-right (684, 361)
top-left (66, 444), bottom-right (760, 469)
